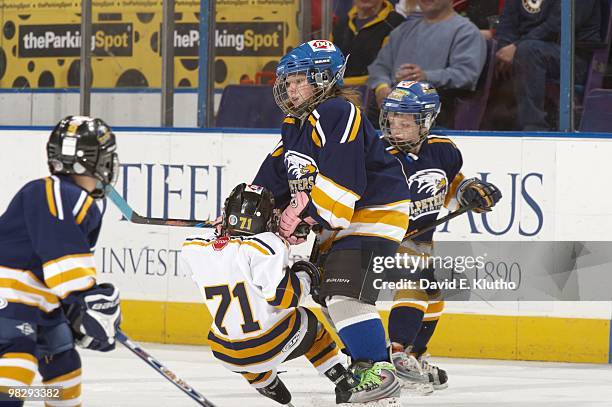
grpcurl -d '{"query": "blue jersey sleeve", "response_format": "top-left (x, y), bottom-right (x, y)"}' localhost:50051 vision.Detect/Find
top-left (305, 99), bottom-right (367, 229)
top-left (253, 139), bottom-right (292, 210)
top-left (23, 176), bottom-right (100, 299)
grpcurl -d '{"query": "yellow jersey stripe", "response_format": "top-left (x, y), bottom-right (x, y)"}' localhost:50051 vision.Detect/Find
top-left (210, 310), bottom-right (293, 344)
top-left (45, 267), bottom-right (96, 289)
top-left (445, 172), bottom-right (465, 208)
top-left (311, 186), bottom-right (354, 224)
top-left (351, 208), bottom-right (410, 229)
top-left (2, 353), bottom-right (37, 364)
top-left (183, 239), bottom-right (271, 255)
top-left (0, 278), bottom-right (59, 304)
top-left (284, 117), bottom-right (295, 124)
top-left (317, 173), bottom-right (361, 201)
top-left (43, 253), bottom-right (93, 269)
top-left (347, 106), bottom-right (362, 142)
top-left (311, 129), bottom-right (322, 147)
top-left (75, 196), bottom-right (94, 225)
top-left (45, 177), bottom-right (58, 217)
top-left (391, 301), bottom-right (428, 313)
top-left (0, 366), bottom-right (36, 385)
top-left (278, 273), bottom-right (296, 309)
top-left (428, 137), bottom-right (455, 145)
top-left (209, 313), bottom-right (297, 358)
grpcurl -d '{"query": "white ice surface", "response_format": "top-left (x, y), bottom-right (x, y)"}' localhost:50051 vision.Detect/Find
top-left (25, 342), bottom-right (612, 407)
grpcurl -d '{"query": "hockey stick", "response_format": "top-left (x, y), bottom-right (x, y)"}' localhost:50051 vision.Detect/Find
top-left (403, 202), bottom-right (479, 241)
top-left (116, 331), bottom-right (217, 407)
top-left (103, 183), bottom-right (216, 228)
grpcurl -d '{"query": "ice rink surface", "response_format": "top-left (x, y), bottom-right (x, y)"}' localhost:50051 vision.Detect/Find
top-left (26, 342), bottom-right (612, 407)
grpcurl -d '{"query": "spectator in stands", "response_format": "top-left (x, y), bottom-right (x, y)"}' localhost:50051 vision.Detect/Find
top-left (495, 0), bottom-right (601, 130)
top-left (367, 0), bottom-right (486, 128)
top-left (332, 0), bottom-right (405, 86)
top-left (395, 0), bottom-right (419, 17)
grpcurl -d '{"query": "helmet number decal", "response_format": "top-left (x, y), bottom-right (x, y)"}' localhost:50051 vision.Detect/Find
top-left (239, 217), bottom-right (252, 230)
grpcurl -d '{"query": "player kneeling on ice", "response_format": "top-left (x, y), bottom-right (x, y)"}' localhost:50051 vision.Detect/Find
top-left (379, 81), bottom-right (502, 393)
top-left (0, 116), bottom-right (122, 406)
top-left (180, 184), bottom-right (357, 406)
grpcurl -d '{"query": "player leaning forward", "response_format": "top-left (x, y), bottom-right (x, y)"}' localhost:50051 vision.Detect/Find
top-left (379, 81), bottom-right (501, 390)
top-left (180, 184), bottom-right (358, 406)
top-left (0, 116), bottom-right (122, 406)
top-left (253, 40), bottom-right (412, 405)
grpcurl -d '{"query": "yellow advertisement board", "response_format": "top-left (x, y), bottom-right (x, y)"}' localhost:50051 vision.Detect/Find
top-left (0, 0), bottom-right (301, 88)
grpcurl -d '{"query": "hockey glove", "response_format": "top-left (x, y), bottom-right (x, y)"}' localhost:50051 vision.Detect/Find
top-left (291, 260), bottom-right (324, 306)
top-left (64, 283), bottom-right (121, 352)
top-left (457, 178), bottom-right (502, 213)
top-left (280, 192), bottom-right (317, 244)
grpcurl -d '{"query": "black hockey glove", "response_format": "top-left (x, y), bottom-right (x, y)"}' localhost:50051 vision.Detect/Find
top-left (291, 260), bottom-right (324, 305)
top-left (457, 178), bottom-right (502, 213)
top-left (64, 283), bottom-right (121, 352)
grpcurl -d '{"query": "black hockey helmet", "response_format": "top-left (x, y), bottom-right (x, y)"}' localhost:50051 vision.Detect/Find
top-left (47, 116), bottom-right (119, 198)
top-left (221, 183), bottom-right (277, 236)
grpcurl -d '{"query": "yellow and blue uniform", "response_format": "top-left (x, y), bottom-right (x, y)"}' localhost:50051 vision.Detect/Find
top-left (0, 174), bottom-right (103, 406)
top-left (254, 96), bottom-right (411, 253)
top-left (387, 135), bottom-right (464, 353)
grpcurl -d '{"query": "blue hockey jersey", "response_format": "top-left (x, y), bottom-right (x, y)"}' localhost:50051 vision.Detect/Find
top-left (0, 175), bottom-right (103, 325)
top-left (254, 97), bottom-right (411, 251)
top-left (388, 135), bottom-right (464, 243)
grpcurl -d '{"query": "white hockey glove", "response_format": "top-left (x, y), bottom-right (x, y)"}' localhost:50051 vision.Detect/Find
top-left (64, 283), bottom-right (121, 352)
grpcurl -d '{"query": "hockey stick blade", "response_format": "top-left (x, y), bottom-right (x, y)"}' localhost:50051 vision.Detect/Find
top-left (403, 202), bottom-right (479, 241)
top-left (103, 183), bottom-right (216, 228)
top-left (116, 331), bottom-right (217, 407)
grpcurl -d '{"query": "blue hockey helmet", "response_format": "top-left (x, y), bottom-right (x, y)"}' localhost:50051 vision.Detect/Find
top-left (273, 40), bottom-right (347, 119)
top-left (379, 81), bottom-right (441, 153)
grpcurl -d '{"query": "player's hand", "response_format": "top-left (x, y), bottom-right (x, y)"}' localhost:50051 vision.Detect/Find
top-left (457, 178), bottom-right (502, 213)
top-left (213, 215), bottom-right (223, 234)
top-left (280, 192), bottom-right (316, 244)
top-left (291, 260), bottom-right (324, 305)
top-left (64, 283), bottom-right (121, 352)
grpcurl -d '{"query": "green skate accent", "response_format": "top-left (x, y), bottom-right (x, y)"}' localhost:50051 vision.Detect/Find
top-left (350, 362), bottom-right (396, 392)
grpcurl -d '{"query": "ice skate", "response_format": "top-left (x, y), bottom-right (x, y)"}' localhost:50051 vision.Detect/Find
top-left (391, 350), bottom-right (434, 395)
top-left (419, 353), bottom-right (448, 390)
top-left (256, 376), bottom-right (294, 406)
top-left (335, 361), bottom-right (401, 406)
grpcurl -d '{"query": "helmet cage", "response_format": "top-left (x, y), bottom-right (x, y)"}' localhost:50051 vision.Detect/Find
top-left (380, 110), bottom-right (433, 153)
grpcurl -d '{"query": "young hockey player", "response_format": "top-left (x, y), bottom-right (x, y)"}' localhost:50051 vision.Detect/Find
top-left (253, 40), bottom-right (412, 406)
top-left (0, 116), bottom-right (122, 406)
top-left (180, 183), bottom-right (357, 406)
top-left (379, 81), bottom-right (501, 391)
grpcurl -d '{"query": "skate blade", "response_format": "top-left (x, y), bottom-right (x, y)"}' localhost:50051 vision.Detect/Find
top-left (433, 382), bottom-right (448, 390)
top-left (401, 381), bottom-right (434, 396)
top-left (338, 397), bottom-right (401, 407)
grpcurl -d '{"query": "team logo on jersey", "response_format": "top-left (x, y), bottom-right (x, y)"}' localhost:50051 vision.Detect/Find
top-left (522, 0), bottom-right (542, 13)
top-left (285, 150), bottom-right (318, 194)
top-left (213, 236), bottom-right (230, 251)
top-left (408, 169), bottom-right (448, 219)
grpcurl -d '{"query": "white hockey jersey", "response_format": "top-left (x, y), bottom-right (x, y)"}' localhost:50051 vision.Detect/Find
top-left (180, 230), bottom-right (311, 373)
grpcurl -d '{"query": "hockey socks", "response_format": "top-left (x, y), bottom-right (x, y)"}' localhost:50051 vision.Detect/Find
top-left (388, 304), bottom-right (425, 347)
top-left (327, 296), bottom-right (388, 362)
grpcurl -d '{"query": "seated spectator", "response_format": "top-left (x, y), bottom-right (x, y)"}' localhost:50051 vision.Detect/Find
top-left (332, 0), bottom-right (406, 86)
top-left (495, 0), bottom-right (601, 130)
top-left (367, 0), bottom-right (486, 128)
